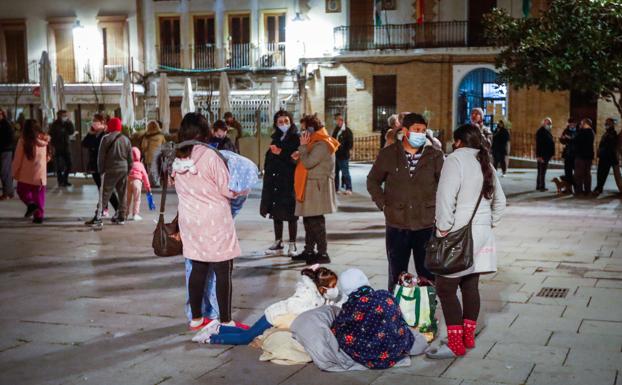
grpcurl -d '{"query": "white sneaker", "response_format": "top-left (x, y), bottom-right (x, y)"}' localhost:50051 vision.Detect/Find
top-left (133, 214), bottom-right (143, 221)
top-left (287, 242), bottom-right (297, 257)
top-left (265, 240), bottom-right (284, 255)
top-left (192, 320), bottom-right (221, 344)
top-left (127, 215), bottom-right (134, 221)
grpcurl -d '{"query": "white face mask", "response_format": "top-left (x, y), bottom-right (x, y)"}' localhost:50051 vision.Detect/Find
top-left (277, 124), bottom-right (290, 133)
top-left (323, 287), bottom-right (339, 300)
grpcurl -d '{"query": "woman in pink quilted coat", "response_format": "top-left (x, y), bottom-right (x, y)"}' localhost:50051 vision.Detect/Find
top-left (172, 113), bottom-right (241, 333)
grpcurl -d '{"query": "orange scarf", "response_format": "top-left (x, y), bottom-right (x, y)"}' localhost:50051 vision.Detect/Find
top-left (294, 128), bottom-right (340, 202)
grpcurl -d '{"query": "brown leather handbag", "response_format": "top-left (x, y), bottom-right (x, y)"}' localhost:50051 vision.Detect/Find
top-left (424, 191), bottom-right (484, 275)
top-left (152, 171), bottom-right (183, 257)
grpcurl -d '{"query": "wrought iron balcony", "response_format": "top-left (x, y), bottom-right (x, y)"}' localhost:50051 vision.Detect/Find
top-left (334, 21), bottom-right (487, 51)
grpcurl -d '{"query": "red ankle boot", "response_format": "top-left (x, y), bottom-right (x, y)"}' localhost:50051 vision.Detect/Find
top-left (447, 325), bottom-right (466, 356)
top-left (463, 319), bottom-right (477, 349)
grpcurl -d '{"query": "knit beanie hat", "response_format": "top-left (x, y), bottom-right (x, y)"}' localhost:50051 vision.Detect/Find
top-left (107, 117), bottom-right (122, 133)
top-left (471, 108), bottom-right (485, 120)
top-left (338, 268), bottom-right (370, 297)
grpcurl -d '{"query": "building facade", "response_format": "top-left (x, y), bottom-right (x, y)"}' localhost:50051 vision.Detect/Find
top-left (0, 0), bottom-right (619, 166)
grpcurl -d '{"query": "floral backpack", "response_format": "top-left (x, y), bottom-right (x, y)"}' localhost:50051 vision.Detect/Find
top-left (332, 286), bottom-right (414, 369)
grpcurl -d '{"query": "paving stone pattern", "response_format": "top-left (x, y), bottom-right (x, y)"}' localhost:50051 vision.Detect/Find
top-left (0, 166), bottom-right (620, 385)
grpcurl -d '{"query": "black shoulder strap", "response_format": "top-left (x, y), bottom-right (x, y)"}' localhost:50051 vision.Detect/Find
top-left (468, 186), bottom-right (485, 225)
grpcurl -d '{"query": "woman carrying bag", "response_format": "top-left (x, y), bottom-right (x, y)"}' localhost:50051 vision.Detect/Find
top-left (426, 124), bottom-right (506, 359)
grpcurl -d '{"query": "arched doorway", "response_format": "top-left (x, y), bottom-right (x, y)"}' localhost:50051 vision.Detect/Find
top-left (455, 67), bottom-right (507, 131)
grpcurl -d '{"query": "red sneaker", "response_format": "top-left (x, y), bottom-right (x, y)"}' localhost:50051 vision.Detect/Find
top-left (189, 318), bottom-right (213, 331)
top-left (234, 321), bottom-right (250, 330)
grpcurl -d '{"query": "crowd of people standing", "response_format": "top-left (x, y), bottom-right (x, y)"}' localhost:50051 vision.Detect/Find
top-left (0, 102), bottom-right (620, 368)
top-left (163, 108), bottom-right (507, 364)
top-left (548, 117), bottom-right (620, 195)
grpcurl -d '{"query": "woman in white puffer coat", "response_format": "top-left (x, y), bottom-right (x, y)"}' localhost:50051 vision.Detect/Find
top-left (193, 266), bottom-right (338, 345)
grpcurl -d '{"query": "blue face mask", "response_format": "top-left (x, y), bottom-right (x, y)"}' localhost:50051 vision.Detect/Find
top-left (407, 132), bottom-right (426, 148)
top-left (277, 124), bottom-right (290, 133)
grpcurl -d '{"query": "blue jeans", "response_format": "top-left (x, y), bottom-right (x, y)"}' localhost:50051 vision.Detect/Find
top-left (335, 158), bottom-right (352, 191)
top-left (230, 195), bottom-right (247, 217)
top-left (184, 200), bottom-right (245, 321)
top-left (210, 315), bottom-right (272, 345)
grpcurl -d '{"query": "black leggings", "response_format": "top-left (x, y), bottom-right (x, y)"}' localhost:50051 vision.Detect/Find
top-left (189, 259), bottom-right (233, 322)
top-left (435, 273), bottom-right (480, 326)
top-left (303, 215), bottom-right (327, 254)
top-left (274, 219), bottom-right (298, 242)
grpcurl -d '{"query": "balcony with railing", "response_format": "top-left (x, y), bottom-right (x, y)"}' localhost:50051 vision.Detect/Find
top-left (192, 44), bottom-right (216, 70)
top-left (55, 57), bottom-right (129, 83)
top-left (157, 42), bottom-right (287, 71)
top-left (257, 42), bottom-right (286, 68)
top-left (0, 57), bottom-right (128, 84)
top-left (334, 21), bottom-right (487, 51)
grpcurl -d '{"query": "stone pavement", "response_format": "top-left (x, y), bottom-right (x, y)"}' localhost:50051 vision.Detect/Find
top-left (0, 165), bottom-right (620, 385)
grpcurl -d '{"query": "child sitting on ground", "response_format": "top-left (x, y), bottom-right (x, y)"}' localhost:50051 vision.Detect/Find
top-left (127, 147), bottom-right (151, 221)
top-left (193, 266), bottom-right (339, 345)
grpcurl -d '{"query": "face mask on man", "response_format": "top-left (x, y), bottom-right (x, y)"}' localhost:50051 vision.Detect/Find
top-left (323, 287), bottom-right (339, 301)
top-left (61, 116), bottom-right (68, 122)
top-left (306, 127), bottom-right (315, 134)
top-left (407, 131), bottom-right (427, 148)
top-left (277, 124), bottom-right (290, 133)
top-left (545, 124), bottom-right (552, 131)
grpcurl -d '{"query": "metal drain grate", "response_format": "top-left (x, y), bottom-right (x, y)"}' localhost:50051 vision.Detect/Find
top-left (536, 287), bottom-right (569, 298)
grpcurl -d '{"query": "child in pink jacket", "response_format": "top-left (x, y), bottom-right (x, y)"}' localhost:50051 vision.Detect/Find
top-left (127, 147), bottom-right (151, 221)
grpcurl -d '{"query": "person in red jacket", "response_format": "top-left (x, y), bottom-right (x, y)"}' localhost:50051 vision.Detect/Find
top-left (127, 147), bottom-right (151, 221)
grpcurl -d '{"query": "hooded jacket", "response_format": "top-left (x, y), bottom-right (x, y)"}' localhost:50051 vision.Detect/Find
top-left (141, 122), bottom-right (167, 166)
top-left (264, 275), bottom-right (328, 328)
top-left (98, 121), bottom-right (132, 174)
top-left (128, 147), bottom-right (151, 190)
top-left (12, 134), bottom-right (50, 186)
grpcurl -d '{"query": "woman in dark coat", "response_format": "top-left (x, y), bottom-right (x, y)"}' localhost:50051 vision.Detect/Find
top-left (491, 120), bottom-right (511, 176)
top-left (260, 110), bottom-right (300, 257)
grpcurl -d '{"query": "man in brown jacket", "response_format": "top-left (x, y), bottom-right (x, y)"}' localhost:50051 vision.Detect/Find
top-left (367, 113), bottom-right (444, 291)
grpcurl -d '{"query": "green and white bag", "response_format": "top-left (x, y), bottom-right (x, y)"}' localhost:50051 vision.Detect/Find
top-left (393, 284), bottom-right (438, 334)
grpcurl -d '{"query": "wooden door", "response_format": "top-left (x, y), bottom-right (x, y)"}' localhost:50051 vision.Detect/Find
top-left (159, 17), bottom-right (181, 67)
top-left (3, 27), bottom-right (27, 82)
top-left (468, 0), bottom-right (496, 46)
top-left (373, 75), bottom-right (397, 132)
top-left (102, 23), bottom-right (126, 67)
top-left (349, 0), bottom-right (374, 50)
top-left (229, 15), bottom-right (250, 44)
top-left (570, 90), bottom-right (598, 133)
top-left (54, 28), bottom-right (75, 82)
top-left (194, 15), bottom-right (215, 68)
top-left (229, 15), bottom-right (250, 66)
top-left (170, 98), bottom-right (182, 133)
